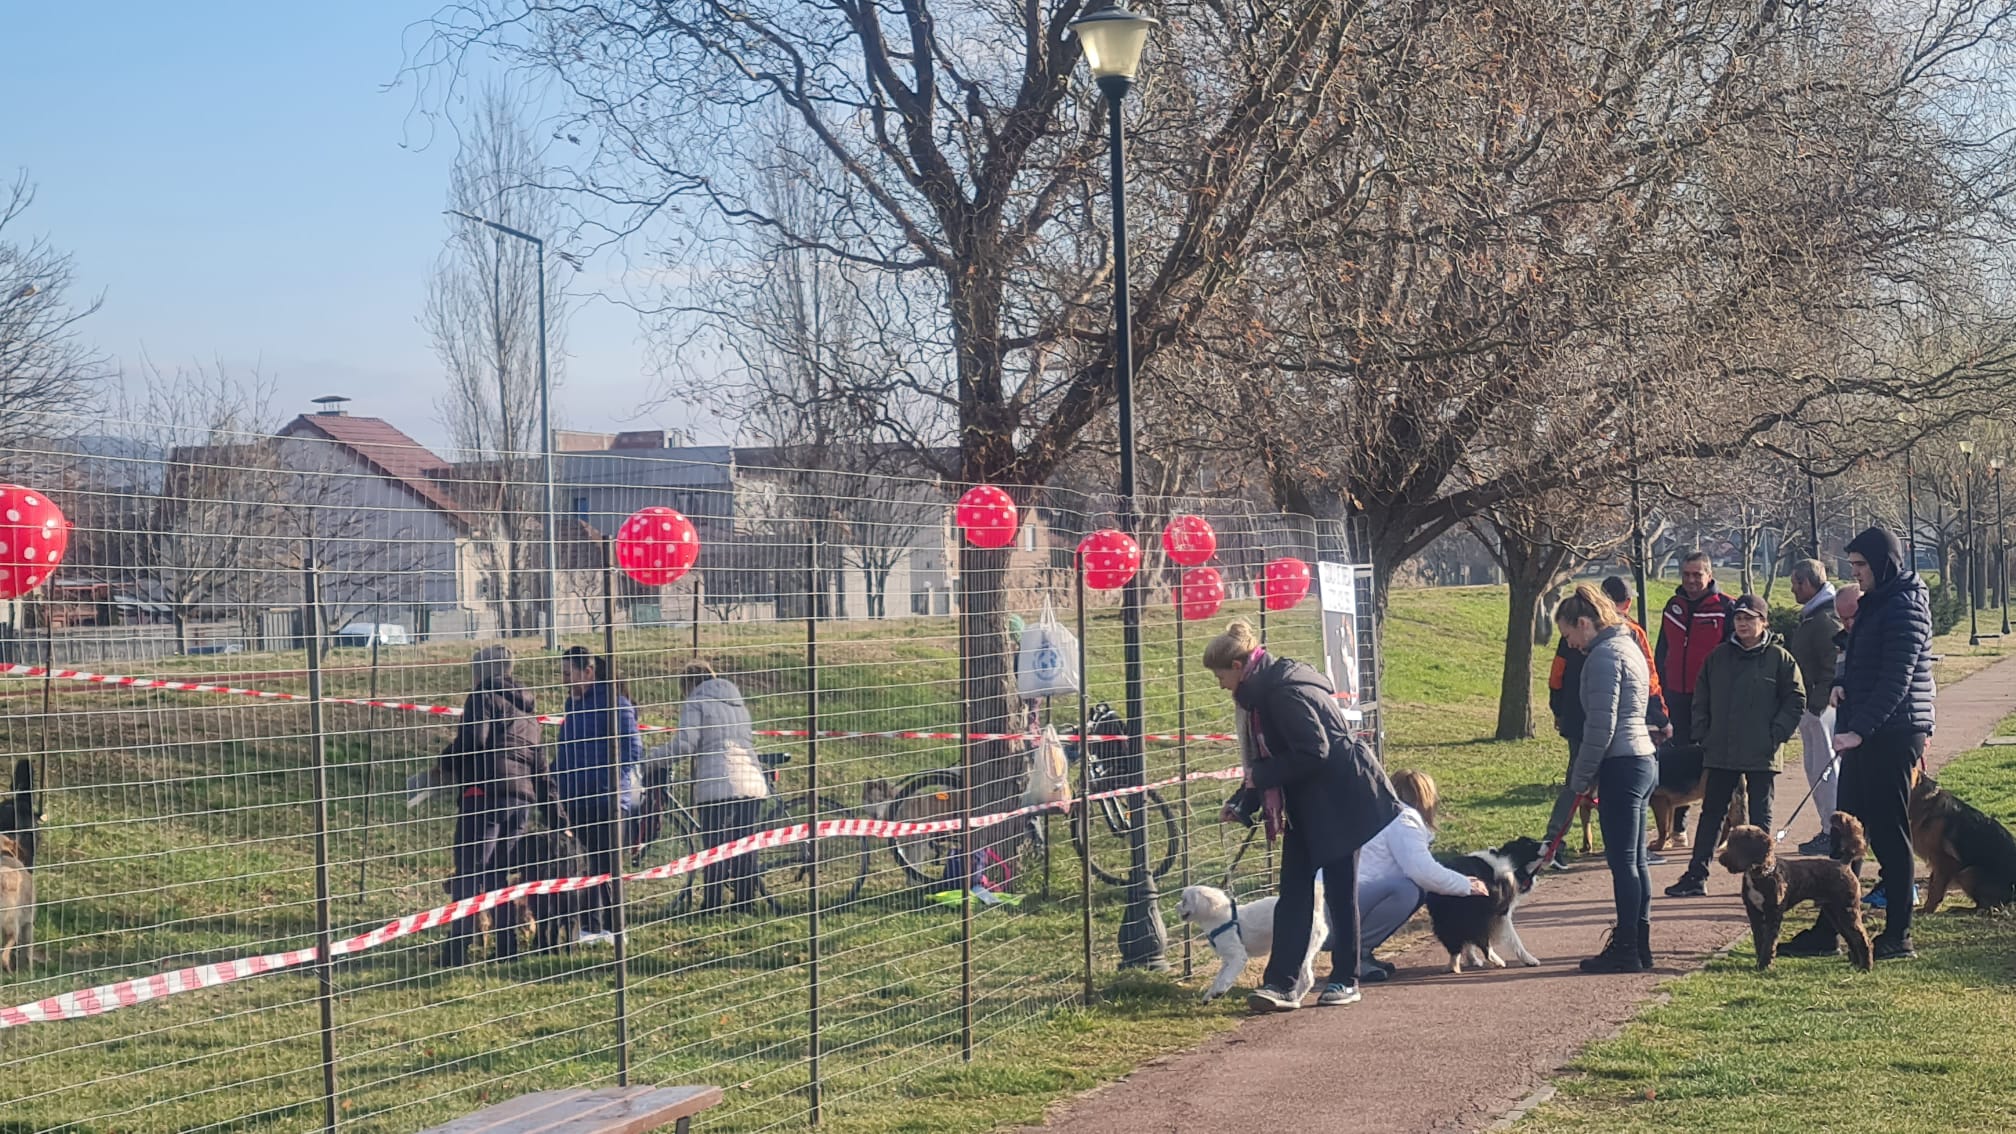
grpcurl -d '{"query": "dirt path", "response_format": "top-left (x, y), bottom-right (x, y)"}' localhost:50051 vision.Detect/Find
top-left (1022, 656), bottom-right (2016, 1134)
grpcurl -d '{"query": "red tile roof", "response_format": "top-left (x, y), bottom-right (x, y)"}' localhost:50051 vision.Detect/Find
top-left (280, 414), bottom-right (474, 529)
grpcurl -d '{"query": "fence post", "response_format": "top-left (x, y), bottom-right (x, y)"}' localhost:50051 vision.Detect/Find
top-left (602, 538), bottom-right (632, 1085)
top-left (37, 594), bottom-right (53, 840)
top-left (1175, 604), bottom-right (1191, 978)
top-left (1075, 561), bottom-right (1093, 1005)
top-left (805, 536), bottom-right (823, 1126)
top-left (956, 569), bottom-right (974, 1063)
top-left (359, 627), bottom-right (380, 901)
top-left (301, 559), bottom-right (341, 1133)
top-left (691, 576), bottom-right (702, 658)
top-left (1256, 580), bottom-right (1271, 881)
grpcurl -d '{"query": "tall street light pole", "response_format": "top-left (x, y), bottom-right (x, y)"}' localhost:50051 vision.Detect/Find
top-left (1963, 440), bottom-right (1980, 646)
top-left (1071, 3), bottom-right (1165, 972)
top-left (448, 209), bottom-right (560, 651)
top-left (1995, 459), bottom-right (2010, 636)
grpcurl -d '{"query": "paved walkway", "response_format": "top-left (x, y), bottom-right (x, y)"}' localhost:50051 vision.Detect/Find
top-left (1023, 656), bottom-right (2016, 1134)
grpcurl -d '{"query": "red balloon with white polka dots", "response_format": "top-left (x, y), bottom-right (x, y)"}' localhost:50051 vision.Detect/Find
top-left (1078, 528), bottom-right (1142, 591)
top-left (954, 485), bottom-right (1020, 549)
top-left (615, 506), bottom-right (700, 586)
top-left (0, 485), bottom-right (70, 600)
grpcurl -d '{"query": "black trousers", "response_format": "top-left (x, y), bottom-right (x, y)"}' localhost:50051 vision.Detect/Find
top-left (1686, 768), bottom-right (1776, 875)
top-left (1666, 692), bottom-right (1695, 828)
top-left (699, 797), bottom-right (765, 909)
top-left (1842, 731), bottom-right (1922, 941)
top-left (571, 798), bottom-right (629, 936)
top-left (1264, 828), bottom-right (1362, 989)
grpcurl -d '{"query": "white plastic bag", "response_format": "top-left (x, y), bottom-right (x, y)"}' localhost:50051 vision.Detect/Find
top-left (1021, 725), bottom-right (1072, 808)
top-left (1016, 598), bottom-right (1081, 699)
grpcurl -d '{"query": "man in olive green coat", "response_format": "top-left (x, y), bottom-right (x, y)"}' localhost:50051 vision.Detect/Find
top-left (1665, 593), bottom-right (1806, 896)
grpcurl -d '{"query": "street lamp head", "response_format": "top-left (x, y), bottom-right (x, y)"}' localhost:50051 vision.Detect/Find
top-left (1961, 439), bottom-right (1977, 457)
top-left (1070, 5), bottom-right (1158, 92)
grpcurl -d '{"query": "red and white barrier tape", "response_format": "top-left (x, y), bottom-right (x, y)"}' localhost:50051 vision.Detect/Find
top-left (0, 663), bottom-right (1247, 744)
top-left (0, 764), bottom-right (1247, 1028)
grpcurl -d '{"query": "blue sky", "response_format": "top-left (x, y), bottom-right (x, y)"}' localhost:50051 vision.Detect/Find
top-left (1, 3), bottom-right (696, 452)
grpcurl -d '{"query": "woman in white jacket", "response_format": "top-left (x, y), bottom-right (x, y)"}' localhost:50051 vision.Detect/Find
top-left (1356, 770), bottom-right (1486, 981)
top-left (647, 662), bottom-right (769, 911)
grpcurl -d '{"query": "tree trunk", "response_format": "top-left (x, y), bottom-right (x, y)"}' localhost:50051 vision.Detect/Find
top-left (1497, 572), bottom-right (1549, 741)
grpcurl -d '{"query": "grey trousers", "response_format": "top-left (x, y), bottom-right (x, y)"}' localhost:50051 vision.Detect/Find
top-left (1359, 872), bottom-right (1425, 961)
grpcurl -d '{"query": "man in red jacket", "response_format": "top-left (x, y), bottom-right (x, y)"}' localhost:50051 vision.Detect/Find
top-left (1654, 551), bottom-right (1736, 841)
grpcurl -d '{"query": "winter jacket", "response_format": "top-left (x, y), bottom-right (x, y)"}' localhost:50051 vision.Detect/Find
top-left (1552, 618), bottom-right (1668, 740)
top-left (1692, 634), bottom-right (1805, 772)
top-left (553, 683), bottom-right (644, 812)
top-left (1570, 624), bottom-right (1656, 795)
top-left (1655, 584), bottom-right (1736, 696)
top-left (1233, 655), bottom-right (1401, 866)
top-left (648, 677), bottom-right (769, 804)
top-left (1787, 592), bottom-right (1843, 715)
top-left (436, 678), bottom-right (568, 827)
top-left (1836, 529), bottom-right (1935, 739)
top-left (1357, 805), bottom-right (1475, 898)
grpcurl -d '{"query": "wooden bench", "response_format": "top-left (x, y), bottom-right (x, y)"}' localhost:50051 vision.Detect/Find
top-left (420, 1086), bottom-right (723, 1134)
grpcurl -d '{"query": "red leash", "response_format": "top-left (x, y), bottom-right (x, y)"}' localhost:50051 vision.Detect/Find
top-left (1542, 791), bottom-right (1598, 862)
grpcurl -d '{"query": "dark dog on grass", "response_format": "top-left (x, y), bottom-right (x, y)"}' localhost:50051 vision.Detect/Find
top-left (1718, 811), bottom-right (1872, 971)
top-left (516, 829), bottom-right (589, 953)
top-left (1908, 773), bottom-right (2016, 913)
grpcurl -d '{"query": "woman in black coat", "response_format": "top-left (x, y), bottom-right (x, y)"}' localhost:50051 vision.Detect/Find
top-left (1206, 620), bottom-right (1401, 1011)
top-left (435, 646), bottom-right (569, 966)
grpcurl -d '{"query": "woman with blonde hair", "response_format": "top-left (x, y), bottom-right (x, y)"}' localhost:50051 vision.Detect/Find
top-left (1206, 620), bottom-right (1400, 1012)
top-left (1556, 582), bottom-right (1658, 973)
top-left (1353, 769), bottom-right (1488, 981)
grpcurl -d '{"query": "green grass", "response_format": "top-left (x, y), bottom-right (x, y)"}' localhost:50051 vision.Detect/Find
top-left (1517, 732), bottom-right (2016, 1134)
top-left (0, 584), bottom-right (1571, 1132)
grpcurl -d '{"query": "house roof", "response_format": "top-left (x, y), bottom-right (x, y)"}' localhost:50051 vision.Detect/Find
top-left (280, 414), bottom-right (474, 529)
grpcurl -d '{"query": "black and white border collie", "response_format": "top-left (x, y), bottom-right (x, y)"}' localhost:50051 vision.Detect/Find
top-left (1422, 836), bottom-right (1545, 973)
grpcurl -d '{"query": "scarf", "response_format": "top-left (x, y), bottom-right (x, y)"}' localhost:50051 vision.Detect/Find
top-left (1235, 648), bottom-right (1287, 843)
top-left (1801, 583), bottom-right (1837, 618)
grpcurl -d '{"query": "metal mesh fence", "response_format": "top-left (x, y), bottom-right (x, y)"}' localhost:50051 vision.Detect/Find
top-left (0, 416), bottom-right (1377, 1132)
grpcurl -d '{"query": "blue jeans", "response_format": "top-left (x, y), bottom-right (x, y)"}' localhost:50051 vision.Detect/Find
top-left (1598, 756), bottom-right (1656, 932)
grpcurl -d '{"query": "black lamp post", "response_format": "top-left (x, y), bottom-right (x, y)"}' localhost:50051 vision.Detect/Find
top-left (1963, 440), bottom-right (1981, 646)
top-left (1995, 459), bottom-right (2010, 636)
top-left (1070, 3), bottom-right (1166, 971)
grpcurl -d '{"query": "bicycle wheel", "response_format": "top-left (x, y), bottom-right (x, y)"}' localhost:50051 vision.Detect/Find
top-left (637, 802), bottom-right (703, 919)
top-left (755, 794), bottom-right (872, 911)
top-left (1072, 787), bottom-right (1181, 885)
top-left (887, 770), bottom-right (967, 886)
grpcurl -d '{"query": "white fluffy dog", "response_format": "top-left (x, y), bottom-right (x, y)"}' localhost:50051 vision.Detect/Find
top-left (1178, 883), bottom-right (1326, 1003)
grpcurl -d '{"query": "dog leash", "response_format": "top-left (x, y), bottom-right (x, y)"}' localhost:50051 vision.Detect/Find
top-left (1541, 791), bottom-right (1596, 864)
top-left (1773, 755), bottom-right (1840, 843)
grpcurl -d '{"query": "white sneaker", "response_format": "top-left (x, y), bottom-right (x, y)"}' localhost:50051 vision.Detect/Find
top-left (578, 930), bottom-right (615, 946)
top-left (1317, 983), bottom-right (1361, 1007)
top-left (1246, 985), bottom-right (1301, 1013)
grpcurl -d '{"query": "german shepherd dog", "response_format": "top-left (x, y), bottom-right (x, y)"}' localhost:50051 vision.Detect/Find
top-left (515, 828), bottom-right (589, 953)
top-left (0, 759), bottom-right (38, 974)
top-left (1909, 773), bottom-right (2016, 913)
top-left (1649, 743), bottom-right (1747, 852)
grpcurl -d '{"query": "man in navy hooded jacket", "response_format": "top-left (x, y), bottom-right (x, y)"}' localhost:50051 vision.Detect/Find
top-left (1783, 527), bottom-right (1933, 961)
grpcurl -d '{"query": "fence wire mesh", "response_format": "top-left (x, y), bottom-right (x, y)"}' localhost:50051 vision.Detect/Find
top-left (0, 417), bottom-right (1378, 1132)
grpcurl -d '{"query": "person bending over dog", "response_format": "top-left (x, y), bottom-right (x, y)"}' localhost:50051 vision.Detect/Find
top-left (1665, 594), bottom-right (1803, 898)
top-left (1208, 620), bottom-right (1400, 1012)
top-left (1356, 770), bottom-right (1487, 981)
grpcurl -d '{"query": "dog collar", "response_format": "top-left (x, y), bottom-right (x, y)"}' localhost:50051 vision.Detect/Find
top-left (1207, 896), bottom-right (1242, 945)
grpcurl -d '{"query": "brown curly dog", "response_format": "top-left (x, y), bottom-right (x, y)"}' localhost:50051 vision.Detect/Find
top-left (1717, 812), bottom-right (1873, 971)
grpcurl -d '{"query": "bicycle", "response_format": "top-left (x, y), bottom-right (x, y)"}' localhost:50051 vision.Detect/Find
top-left (629, 750), bottom-right (873, 914)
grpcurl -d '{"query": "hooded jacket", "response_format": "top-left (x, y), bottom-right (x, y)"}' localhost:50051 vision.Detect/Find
top-left (1570, 623), bottom-right (1657, 794)
top-left (1656, 582), bottom-right (1735, 696)
top-left (1787, 589), bottom-right (1843, 715)
top-left (1234, 654), bottom-right (1401, 865)
top-left (553, 682), bottom-right (644, 812)
top-left (1837, 528), bottom-right (1936, 739)
top-left (649, 677), bottom-right (770, 804)
top-left (1692, 632), bottom-right (1806, 772)
top-left (436, 678), bottom-right (568, 825)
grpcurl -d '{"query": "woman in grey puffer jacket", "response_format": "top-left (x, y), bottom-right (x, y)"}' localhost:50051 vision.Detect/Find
top-left (1556, 583), bottom-right (1657, 974)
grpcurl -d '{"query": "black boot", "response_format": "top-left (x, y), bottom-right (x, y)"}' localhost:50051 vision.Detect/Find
top-left (1637, 919), bottom-right (1652, 971)
top-left (1580, 925), bottom-right (1648, 974)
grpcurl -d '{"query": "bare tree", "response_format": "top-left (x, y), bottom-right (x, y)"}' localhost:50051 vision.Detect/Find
top-left (424, 86), bottom-right (567, 636)
top-left (0, 172), bottom-right (107, 443)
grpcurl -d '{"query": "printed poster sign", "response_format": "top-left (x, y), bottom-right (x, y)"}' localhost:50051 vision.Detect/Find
top-left (1318, 561), bottom-right (1362, 719)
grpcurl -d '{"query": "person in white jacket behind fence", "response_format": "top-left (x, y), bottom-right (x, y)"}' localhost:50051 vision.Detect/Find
top-left (1356, 769), bottom-right (1486, 982)
top-left (647, 662), bottom-right (770, 912)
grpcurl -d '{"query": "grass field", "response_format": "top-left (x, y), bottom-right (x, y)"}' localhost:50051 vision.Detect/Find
top-left (2, 581), bottom-right (1997, 1133)
top-left (1517, 712), bottom-right (2016, 1134)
